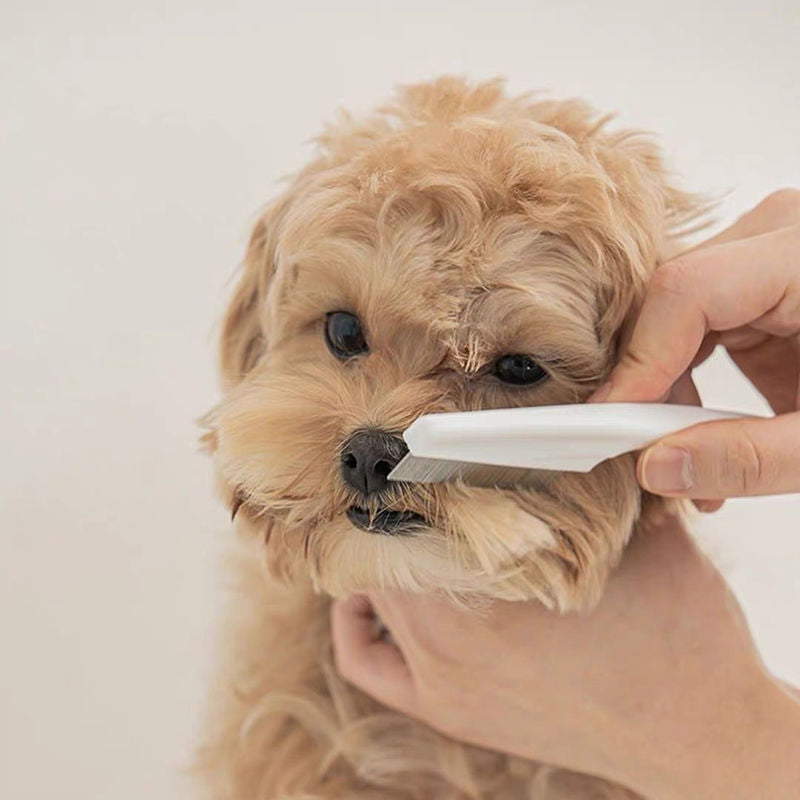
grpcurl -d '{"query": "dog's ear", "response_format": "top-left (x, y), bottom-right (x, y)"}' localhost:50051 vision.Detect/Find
top-left (595, 128), bottom-right (710, 248)
top-left (596, 130), bottom-right (712, 349)
top-left (220, 196), bottom-right (291, 389)
top-left (514, 98), bottom-right (710, 350)
top-left (528, 99), bottom-right (709, 249)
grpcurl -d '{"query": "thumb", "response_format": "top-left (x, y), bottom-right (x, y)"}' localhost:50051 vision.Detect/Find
top-left (637, 412), bottom-right (800, 498)
top-left (330, 595), bottom-right (416, 713)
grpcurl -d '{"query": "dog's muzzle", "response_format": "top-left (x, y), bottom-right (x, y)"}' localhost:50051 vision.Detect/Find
top-left (340, 429), bottom-right (426, 535)
top-left (340, 428), bottom-right (408, 496)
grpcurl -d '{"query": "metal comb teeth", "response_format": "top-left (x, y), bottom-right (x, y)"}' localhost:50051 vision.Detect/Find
top-left (389, 454), bottom-right (558, 489)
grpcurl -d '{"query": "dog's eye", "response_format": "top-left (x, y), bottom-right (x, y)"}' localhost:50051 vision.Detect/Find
top-left (325, 311), bottom-right (368, 359)
top-left (493, 354), bottom-right (548, 386)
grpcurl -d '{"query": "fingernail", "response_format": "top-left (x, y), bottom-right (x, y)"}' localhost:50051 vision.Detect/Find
top-left (589, 382), bottom-right (613, 403)
top-left (694, 499), bottom-right (723, 513)
top-left (640, 446), bottom-right (695, 493)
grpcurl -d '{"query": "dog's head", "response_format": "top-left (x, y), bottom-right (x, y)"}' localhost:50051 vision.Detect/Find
top-left (206, 78), bottom-right (701, 610)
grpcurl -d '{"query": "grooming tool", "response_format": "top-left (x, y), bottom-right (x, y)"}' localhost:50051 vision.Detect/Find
top-left (388, 403), bottom-right (749, 486)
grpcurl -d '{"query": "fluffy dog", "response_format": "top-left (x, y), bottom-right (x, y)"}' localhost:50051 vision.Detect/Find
top-left (198, 77), bottom-right (703, 799)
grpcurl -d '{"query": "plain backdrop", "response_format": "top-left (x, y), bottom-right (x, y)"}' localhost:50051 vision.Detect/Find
top-left (2, 1), bottom-right (799, 798)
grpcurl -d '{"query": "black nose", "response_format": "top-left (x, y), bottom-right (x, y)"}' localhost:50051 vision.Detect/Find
top-left (340, 429), bottom-right (408, 496)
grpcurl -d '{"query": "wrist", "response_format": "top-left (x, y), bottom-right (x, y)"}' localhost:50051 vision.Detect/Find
top-left (626, 670), bottom-right (800, 800)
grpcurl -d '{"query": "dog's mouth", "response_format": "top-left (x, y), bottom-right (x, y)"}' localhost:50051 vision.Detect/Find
top-left (346, 505), bottom-right (427, 535)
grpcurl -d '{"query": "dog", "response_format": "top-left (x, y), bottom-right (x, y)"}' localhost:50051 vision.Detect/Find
top-left (197, 77), bottom-right (704, 799)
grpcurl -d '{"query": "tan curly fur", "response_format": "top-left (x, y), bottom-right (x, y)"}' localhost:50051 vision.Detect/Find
top-left (197, 77), bottom-right (705, 799)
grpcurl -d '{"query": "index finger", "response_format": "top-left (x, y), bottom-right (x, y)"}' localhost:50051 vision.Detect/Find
top-left (597, 225), bottom-right (800, 402)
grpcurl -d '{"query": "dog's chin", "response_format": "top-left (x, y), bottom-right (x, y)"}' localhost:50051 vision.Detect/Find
top-left (256, 456), bottom-right (642, 609)
top-left (277, 491), bottom-right (551, 603)
top-left (346, 505), bottom-right (428, 536)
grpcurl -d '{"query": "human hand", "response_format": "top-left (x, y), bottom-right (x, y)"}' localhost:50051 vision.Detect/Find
top-left (592, 189), bottom-right (800, 499)
top-left (332, 518), bottom-right (800, 800)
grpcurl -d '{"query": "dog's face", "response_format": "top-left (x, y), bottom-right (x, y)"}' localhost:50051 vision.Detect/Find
top-left (208, 79), bottom-right (699, 610)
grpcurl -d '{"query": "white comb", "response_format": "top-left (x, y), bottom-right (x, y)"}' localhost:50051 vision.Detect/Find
top-left (388, 403), bottom-right (750, 487)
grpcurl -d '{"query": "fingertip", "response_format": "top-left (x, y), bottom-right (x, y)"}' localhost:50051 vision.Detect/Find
top-left (694, 498), bottom-right (725, 513)
top-left (335, 592), bottom-right (375, 622)
top-left (667, 372), bottom-right (702, 407)
top-left (588, 381), bottom-right (613, 403)
top-left (637, 444), bottom-right (695, 496)
top-left (331, 595), bottom-right (374, 672)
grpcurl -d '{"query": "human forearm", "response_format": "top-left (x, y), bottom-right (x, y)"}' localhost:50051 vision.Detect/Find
top-left (622, 674), bottom-right (800, 800)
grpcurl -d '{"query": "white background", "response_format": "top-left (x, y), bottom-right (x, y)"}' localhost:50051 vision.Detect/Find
top-left (1, 1), bottom-right (798, 798)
